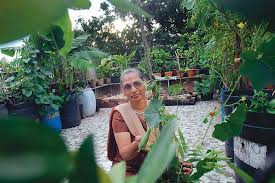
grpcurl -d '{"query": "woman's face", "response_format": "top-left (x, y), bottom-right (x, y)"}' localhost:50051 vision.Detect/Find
top-left (121, 72), bottom-right (146, 102)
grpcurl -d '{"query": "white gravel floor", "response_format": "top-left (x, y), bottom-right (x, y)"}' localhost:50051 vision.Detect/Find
top-left (61, 100), bottom-right (235, 183)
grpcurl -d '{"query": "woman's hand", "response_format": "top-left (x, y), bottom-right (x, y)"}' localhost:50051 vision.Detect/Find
top-left (181, 162), bottom-right (193, 176)
top-left (134, 135), bottom-right (142, 143)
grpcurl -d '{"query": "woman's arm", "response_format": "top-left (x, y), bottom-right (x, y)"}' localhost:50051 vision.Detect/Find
top-left (114, 132), bottom-right (142, 161)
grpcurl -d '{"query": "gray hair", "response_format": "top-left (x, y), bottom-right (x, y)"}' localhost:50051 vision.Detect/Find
top-left (120, 68), bottom-right (143, 83)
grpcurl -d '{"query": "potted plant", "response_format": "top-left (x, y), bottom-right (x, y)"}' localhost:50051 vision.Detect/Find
top-left (96, 64), bottom-right (105, 86)
top-left (3, 55), bottom-right (40, 120)
top-left (101, 58), bottom-right (112, 84)
top-left (234, 91), bottom-right (275, 182)
top-left (36, 92), bottom-right (63, 132)
top-left (194, 74), bottom-right (218, 101)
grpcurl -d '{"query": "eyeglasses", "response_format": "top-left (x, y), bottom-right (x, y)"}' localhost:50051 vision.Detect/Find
top-left (122, 80), bottom-right (144, 91)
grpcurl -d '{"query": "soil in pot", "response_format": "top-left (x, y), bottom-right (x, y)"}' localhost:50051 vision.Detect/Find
top-left (60, 93), bottom-right (81, 129)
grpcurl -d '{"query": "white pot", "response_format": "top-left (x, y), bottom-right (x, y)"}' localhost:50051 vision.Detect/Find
top-left (79, 87), bottom-right (96, 118)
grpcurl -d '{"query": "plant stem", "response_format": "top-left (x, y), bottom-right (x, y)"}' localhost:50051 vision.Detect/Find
top-left (197, 75), bottom-right (241, 145)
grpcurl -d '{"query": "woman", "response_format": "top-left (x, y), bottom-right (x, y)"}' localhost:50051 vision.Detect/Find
top-left (107, 68), bottom-right (192, 176)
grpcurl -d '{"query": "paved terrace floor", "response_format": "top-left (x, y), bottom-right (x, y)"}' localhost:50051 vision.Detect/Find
top-left (62, 100), bottom-right (235, 183)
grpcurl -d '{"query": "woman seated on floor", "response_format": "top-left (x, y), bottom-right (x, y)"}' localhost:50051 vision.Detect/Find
top-left (107, 68), bottom-right (192, 176)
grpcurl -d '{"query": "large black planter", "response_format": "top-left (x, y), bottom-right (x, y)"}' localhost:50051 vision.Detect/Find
top-left (0, 103), bottom-right (8, 116)
top-left (60, 93), bottom-right (81, 129)
top-left (7, 101), bottom-right (38, 120)
top-left (234, 112), bottom-right (275, 183)
top-left (201, 92), bottom-right (213, 101)
top-left (222, 90), bottom-right (255, 162)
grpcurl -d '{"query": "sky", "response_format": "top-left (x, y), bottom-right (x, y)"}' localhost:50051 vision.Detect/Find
top-left (0, 0), bottom-right (128, 60)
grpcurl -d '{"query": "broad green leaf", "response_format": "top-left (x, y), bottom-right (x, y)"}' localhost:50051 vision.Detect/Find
top-left (107, 0), bottom-right (151, 18)
top-left (0, 1), bottom-right (69, 44)
top-left (227, 162), bottom-right (254, 183)
top-left (0, 117), bottom-right (71, 183)
top-left (240, 38), bottom-right (275, 90)
top-left (1, 48), bottom-right (16, 57)
top-left (177, 128), bottom-right (187, 154)
top-left (97, 166), bottom-right (112, 183)
top-left (109, 161), bottom-right (126, 183)
top-left (22, 89), bottom-right (32, 97)
top-left (190, 158), bottom-right (217, 180)
top-left (54, 12), bottom-right (74, 56)
top-left (71, 35), bottom-right (90, 50)
top-left (181, 0), bottom-right (195, 10)
top-left (70, 58), bottom-right (95, 72)
top-left (69, 135), bottom-right (99, 183)
top-left (70, 0), bottom-right (91, 10)
top-left (126, 175), bottom-right (138, 183)
top-left (144, 99), bottom-right (163, 128)
top-left (212, 102), bottom-right (248, 142)
top-left (137, 121), bottom-right (177, 183)
top-left (72, 50), bottom-right (108, 61)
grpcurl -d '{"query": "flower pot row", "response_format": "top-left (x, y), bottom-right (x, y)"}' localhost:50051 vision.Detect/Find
top-left (0, 88), bottom-right (97, 132)
top-left (96, 76), bottom-right (120, 86)
top-left (154, 68), bottom-right (203, 78)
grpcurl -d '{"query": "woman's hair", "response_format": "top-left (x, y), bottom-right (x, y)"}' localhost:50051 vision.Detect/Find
top-left (120, 68), bottom-right (144, 83)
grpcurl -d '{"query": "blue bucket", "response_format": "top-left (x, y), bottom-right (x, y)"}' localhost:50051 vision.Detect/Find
top-left (40, 106), bottom-right (62, 132)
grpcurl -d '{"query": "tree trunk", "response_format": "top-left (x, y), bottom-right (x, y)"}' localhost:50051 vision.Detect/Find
top-left (135, 0), bottom-right (153, 79)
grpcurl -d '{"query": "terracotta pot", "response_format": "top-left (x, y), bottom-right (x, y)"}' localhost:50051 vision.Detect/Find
top-left (154, 72), bottom-right (162, 77)
top-left (104, 77), bottom-right (111, 84)
top-left (187, 69), bottom-right (197, 78)
top-left (164, 71), bottom-right (173, 77)
top-left (265, 85), bottom-right (275, 90)
top-left (96, 78), bottom-right (104, 86)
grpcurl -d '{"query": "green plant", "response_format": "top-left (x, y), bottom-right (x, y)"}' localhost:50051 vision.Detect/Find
top-left (96, 64), bottom-right (105, 79)
top-left (249, 91), bottom-right (275, 114)
top-left (194, 74), bottom-right (217, 95)
top-left (168, 84), bottom-right (183, 96)
top-left (151, 48), bottom-right (175, 72)
top-left (100, 58), bottom-right (113, 78)
top-left (111, 50), bottom-right (136, 72)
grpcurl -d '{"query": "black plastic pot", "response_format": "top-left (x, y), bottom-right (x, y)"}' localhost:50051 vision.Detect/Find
top-left (199, 68), bottom-right (209, 75)
top-left (60, 93), bottom-right (81, 129)
top-left (111, 76), bottom-right (120, 83)
top-left (0, 103), bottom-right (8, 116)
top-left (234, 112), bottom-right (275, 183)
top-left (201, 92), bottom-right (213, 101)
top-left (7, 101), bottom-right (38, 120)
top-left (222, 89), bottom-right (273, 163)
